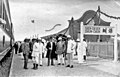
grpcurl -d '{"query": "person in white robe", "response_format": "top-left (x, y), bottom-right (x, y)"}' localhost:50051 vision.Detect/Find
top-left (76, 39), bottom-right (84, 63)
top-left (32, 39), bottom-right (40, 69)
top-left (82, 39), bottom-right (87, 61)
top-left (38, 38), bottom-right (44, 66)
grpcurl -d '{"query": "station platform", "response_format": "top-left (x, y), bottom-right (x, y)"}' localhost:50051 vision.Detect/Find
top-left (9, 54), bottom-right (120, 77)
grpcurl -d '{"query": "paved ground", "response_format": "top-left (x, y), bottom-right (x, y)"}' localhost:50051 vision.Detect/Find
top-left (9, 54), bottom-right (120, 77)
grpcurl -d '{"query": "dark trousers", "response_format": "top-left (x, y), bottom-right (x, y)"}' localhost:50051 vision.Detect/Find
top-left (48, 53), bottom-right (54, 66)
top-left (28, 52), bottom-right (32, 59)
top-left (23, 54), bottom-right (28, 68)
top-left (15, 48), bottom-right (18, 54)
top-left (83, 55), bottom-right (86, 61)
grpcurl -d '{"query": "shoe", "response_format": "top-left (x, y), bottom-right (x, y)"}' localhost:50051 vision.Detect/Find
top-left (32, 63), bottom-right (35, 69)
top-left (40, 65), bottom-right (43, 66)
top-left (57, 63), bottom-right (61, 65)
top-left (47, 65), bottom-right (49, 66)
top-left (36, 64), bottom-right (38, 69)
top-left (34, 64), bottom-right (38, 70)
top-left (66, 65), bottom-right (70, 67)
top-left (51, 64), bottom-right (55, 66)
top-left (62, 63), bottom-right (64, 65)
top-left (24, 67), bottom-right (28, 69)
top-left (70, 65), bottom-right (73, 68)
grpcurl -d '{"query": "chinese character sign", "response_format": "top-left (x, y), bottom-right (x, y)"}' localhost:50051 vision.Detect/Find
top-left (84, 25), bottom-right (115, 35)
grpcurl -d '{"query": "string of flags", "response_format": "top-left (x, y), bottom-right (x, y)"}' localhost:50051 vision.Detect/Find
top-left (100, 11), bottom-right (120, 20)
top-left (86, 6), bottom-right (120, 25)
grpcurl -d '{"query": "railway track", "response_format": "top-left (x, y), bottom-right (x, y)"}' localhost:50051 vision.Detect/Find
top-left (0, 47), bottom-right (14, 77)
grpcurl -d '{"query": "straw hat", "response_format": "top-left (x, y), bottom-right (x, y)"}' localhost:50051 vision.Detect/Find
top-left (58, 37), bottom-right (62, 40)
top-left (67, 35), bottom-right (71, 38)
top-left (76, 38), bottom-right (80, 42)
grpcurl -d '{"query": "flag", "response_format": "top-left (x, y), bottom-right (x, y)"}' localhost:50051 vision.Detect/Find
top-left (45, 24), bottom-right (61, 32)
top-left (31, 20), bottom-right (34, 23)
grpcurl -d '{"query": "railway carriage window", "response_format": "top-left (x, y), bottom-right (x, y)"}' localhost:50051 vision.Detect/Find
top-left (0, 28), bottom-right (10, 52)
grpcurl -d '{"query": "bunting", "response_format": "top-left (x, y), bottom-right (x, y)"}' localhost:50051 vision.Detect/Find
top-left (100, 11), bottom-right (120, 20)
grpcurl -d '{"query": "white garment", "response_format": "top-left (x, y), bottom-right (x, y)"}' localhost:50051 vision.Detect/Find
top-left (43, 42), bottom-right (47, 58)
top-left (39, 42), bottom-right (44, 65)
top-left (77, 42), bottom-right (84, 63)
top-left (33, 43), bottom-right (40, 52)
top-left (82, 41), bottom-right (87, 55)
top-left (39, 42), bottom-right (44, 54)
top-left (50, 42), bottom-right (53, 50)
top-left (32, 55), bottom-right (39, 64)
top-left (57, 54), bottom-right (64, 64)
top-left (39, 54), bottom-right (42, 65)
top-left (72, 40), bottom-right (76, 55)
top-left (67, 40), bottom-right (74, 53)
top-left (32, 42), bottom-right (40, 64)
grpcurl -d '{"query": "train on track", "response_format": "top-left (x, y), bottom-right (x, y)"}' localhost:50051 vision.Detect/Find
top-left (0, 1), bottom-right (14, 77)
top-left (0, 0), bottom-right (14, 53)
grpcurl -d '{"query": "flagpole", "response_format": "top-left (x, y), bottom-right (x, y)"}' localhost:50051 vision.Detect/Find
top-left (31, 20), bottom-right (36, 38)
top-left (2, 0), bottom-right (3, 19)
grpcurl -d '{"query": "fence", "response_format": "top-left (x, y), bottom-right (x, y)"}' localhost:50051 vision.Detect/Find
top-left (87, 42), bottom-right (117, 59)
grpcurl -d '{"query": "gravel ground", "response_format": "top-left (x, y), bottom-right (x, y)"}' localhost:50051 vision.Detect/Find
top-left (9, 54), bottom-right (118, 77)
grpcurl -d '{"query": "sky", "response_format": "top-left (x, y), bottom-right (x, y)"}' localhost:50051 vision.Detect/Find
top-left (9, 0), bottom-right (120, 41)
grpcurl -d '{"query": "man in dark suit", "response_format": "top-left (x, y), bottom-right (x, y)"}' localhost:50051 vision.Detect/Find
top-left (46, 37), bottom-right (56, 66)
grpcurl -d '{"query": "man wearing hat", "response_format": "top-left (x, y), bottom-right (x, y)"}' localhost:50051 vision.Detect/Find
top-left (32, 38), bottom-right (40, 69)
top-left (22, 38), bottom-right (30, 69)
top-left (46, 37), bottom-right (56, 66)
top-left (56, 37), bottom-right (66, 65)
top-left (66, 35), bottom-right (74, 68)
top-left (38, 37), bottom-right (44, 66)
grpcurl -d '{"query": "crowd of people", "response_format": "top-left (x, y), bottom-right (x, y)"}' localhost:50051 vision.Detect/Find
top-left (13, 34), bottom-right (87, 70)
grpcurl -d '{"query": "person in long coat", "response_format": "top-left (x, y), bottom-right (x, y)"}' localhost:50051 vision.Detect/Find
top-left (82, 39), bottom-right (87, 61)
top-left (76, 39), bottom-right (84, 63)
top-left (46, 37), bottom-right (56, 66)
top-left (31, 39), bottom-right (40, 70)
top-left (38, 38), bottom-right (44, 66)
top-left (56, 37), bottom-right (66, 65)
top-left (14, 42), bottom-right (18, 54)
top-left (21, 38), bottom-right (30, 69)
top-left (29, 39), bottom-right (34, 59)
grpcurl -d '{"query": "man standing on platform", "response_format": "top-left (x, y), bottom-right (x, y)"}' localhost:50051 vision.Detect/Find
top-left (22, 38), bottom-right (30, 69)
top-left (66, 35), bottom-right (74, 68)
top-left (46, 37), bottom-right (56, 66)
top-left (38, 38), bottom-right (44, 66)
top-left (56, 37), bottom-right (66, 65)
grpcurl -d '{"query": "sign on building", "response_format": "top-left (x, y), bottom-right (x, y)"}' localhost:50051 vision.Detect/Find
top-left (80, 22), bottom-right (118, 62)
top-left (84, 26), bottom-right (116, 35)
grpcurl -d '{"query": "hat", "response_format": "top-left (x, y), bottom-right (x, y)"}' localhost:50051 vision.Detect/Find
top-left (24, 38), bottom-right (30, 42)
top-left (58, 37), bottom-right (62, 40)
top-left (76, 39), bottom-right (80, 41)
top-left (67, 35), bottom-right (71, 38)
top-left (38, 37), bottom-right (41, 40)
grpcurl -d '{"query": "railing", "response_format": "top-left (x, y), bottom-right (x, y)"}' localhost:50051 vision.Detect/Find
top-left (87, 42), bottom-right (114, 59)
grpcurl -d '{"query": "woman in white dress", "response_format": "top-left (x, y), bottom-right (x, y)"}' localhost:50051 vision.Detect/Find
top-left (32, 39), bottom-right (40, 69)
top-left (76, 39), bottom-right (84, 63)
